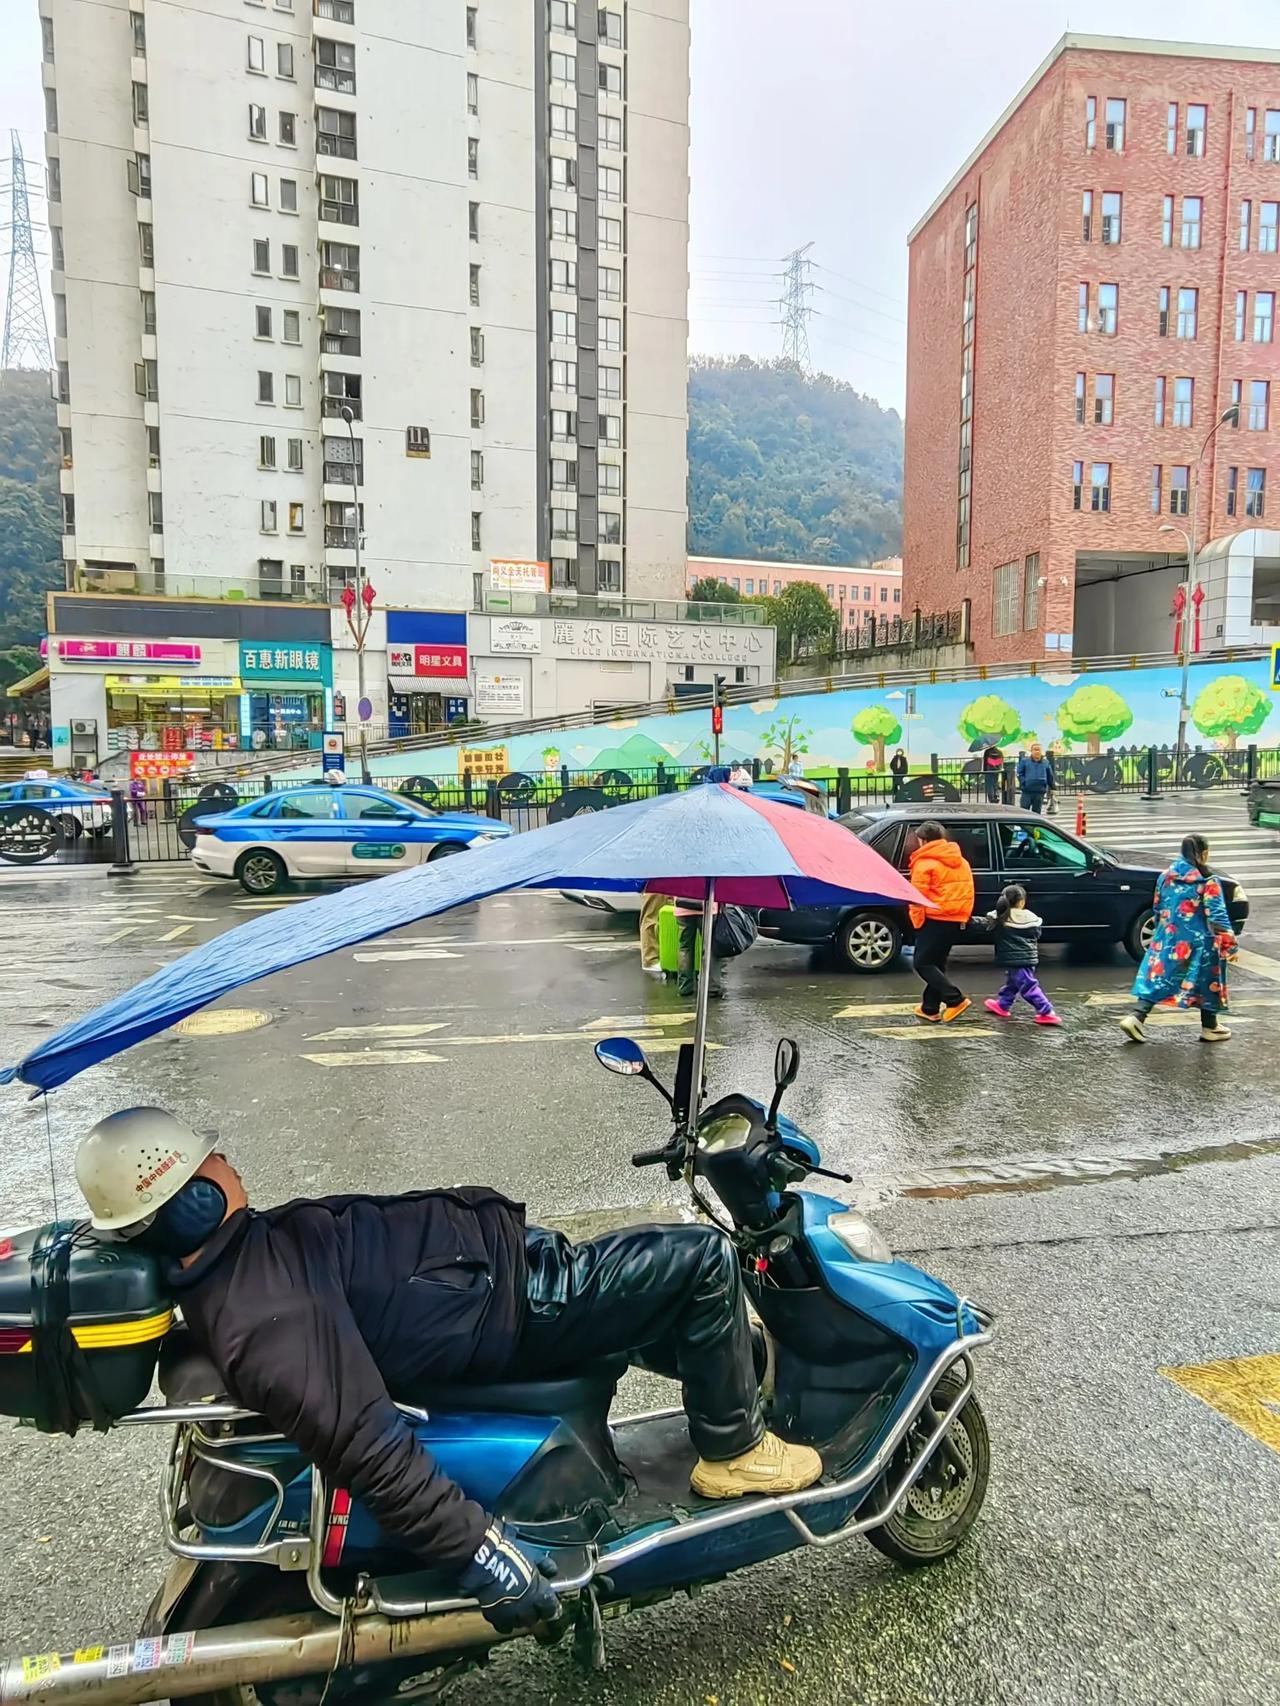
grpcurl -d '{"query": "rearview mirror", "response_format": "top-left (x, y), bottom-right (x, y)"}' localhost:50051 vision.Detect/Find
top-left (595, 1036), bottom-right (649, 1076)
top-left (774, 1037), bottom-right (800, 1089)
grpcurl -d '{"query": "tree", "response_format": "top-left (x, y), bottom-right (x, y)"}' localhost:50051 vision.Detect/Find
top-left (1190, 674), bottom-right (1273, 750)
top-left (1056, 684), bottom-right (1133, 755)
top-left (756, 580), bottom-right (837, 661)
top-left (759, 712), bottom-right (811, 773)
top-left (688, 576), bottom-right (741, 604)
top-left (851, 705), bottom-right (903, 770)
top-left (957, 695), bottom-right (1023, 748)
top-left (0, 371), bottom-right (62, 648)
top-left (0, 646), bottom-right (40, 693)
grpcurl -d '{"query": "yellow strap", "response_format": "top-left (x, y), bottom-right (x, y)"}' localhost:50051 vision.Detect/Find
top-left (14, 1309), bottom-right (173, 1354)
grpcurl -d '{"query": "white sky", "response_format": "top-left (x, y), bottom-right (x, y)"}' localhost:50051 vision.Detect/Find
top-left (4, 0), bottom-right (1280, 409)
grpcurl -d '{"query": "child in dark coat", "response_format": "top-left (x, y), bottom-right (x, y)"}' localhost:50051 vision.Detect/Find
top-left (980, 884), bottom-right (1061, 1026)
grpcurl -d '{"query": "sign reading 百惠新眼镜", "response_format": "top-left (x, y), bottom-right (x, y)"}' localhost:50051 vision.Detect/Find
top-left (238, 643), bottom-right (333, 686)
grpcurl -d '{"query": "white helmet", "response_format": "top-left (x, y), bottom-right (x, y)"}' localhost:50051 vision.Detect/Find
top-left (75, 1107), bottom-right (217, 1232)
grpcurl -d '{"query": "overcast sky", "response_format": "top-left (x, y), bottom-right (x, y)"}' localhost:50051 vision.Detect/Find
top-left (4, 0), bottom-right (1279, 411)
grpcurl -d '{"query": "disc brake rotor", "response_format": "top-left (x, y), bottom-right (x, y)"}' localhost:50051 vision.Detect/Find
top-left (905, 1412), bottom-right (974, 1522)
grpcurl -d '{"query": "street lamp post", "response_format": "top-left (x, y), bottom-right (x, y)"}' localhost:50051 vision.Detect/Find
top-left (339, 404), bottom-right (373, 783)
top-left (1158, 403), bottom-right (1239, 766)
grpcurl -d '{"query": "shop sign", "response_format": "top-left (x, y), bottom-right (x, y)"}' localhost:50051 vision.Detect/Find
top-left (488, 559), bottom-right (548, 594)
top-left (239, 643), bottom-right (333, 685)
top-left (460, 744), bottom-right (509, 779)
top-left (55, 639), bottom-right (202, 665)
top-left (547, 619), bottom-right (766, 666)
top-left (387, 643), bottom-right (468, 678)
top-left (489, 618), bottom-right (542, 654)
top-left (474, 671), bottom-right (525, 716)
top-left (130, 752), bottom-right (196, 780)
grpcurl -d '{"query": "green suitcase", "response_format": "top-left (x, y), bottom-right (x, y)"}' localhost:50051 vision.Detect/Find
top-left (658, 904), bottom-right (700, 975)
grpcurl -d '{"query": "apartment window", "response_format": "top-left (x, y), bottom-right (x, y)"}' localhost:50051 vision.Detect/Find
top-left (599, 166), bottom-right (622, 203)
top-left (468, 137), bottom-right (479, 179)
top-left (551, 104), bottom-right (577, 140)
top-left (1090, 462), bottom-right (1111, 512)
top-left (1261, 203), bottom-right (1279, 255)
top-left (322, 370), bottom-right (360, 414)
top-left (1227, 466), bottom-right (1239, 517)
top-left (1247, 468), bottom-right (1267, 518)
top-left (42, 16), bottom-right (55, 59)
top-left (1266, 111), bottom-right (1280, 162)
top-left (1230, 379), bottom-right (1243, 424)
top-left (1073, 371), bottom-right (1086, 424)
top-left (1101, 191), bottom-right (1121, 245)
top-left (132, 82), bottom-right (148, 125)
top-left (1094, 372), bottom-right (1113, 425)
top-left (992, 560), bottom-right (1019, 637)
top-left (551, 408), bottom-right (577, 441)
top-left (470, 388), bottom-right (484, 427)
top-left (550, 359), bottom-right (577, 391)
top-left (287, 437), bottom-right (303, 470)
top-left (318, 108), bottom-right (357, 159)
top-left (320, 239), bottom-right (356, 290)
top-left (598, 363), bottom-right (622, 399)
top-left (1186, 104), bottom-right (1207, 157)
top-left (551, 556), bottom-right (578, 589)
top-left (141, 290), bottom-right (156, 334)
top-left (1158, 286), bottom-right (1170, 337)
top-left (146, 426), bottom-right (160, 465)
top-left (251, 171), bottom-right (269, 206)
top-left (253, 238), bottom-right (271, 273)
top-left (551, 258), bottom-right (578, 292)
top-left (277, 41), bottom-right (294, 78)
top-left (1166, 101), bottom-right (1178, 154)
top-left (322, 304), bottom-right (360, 354)
top-left (323, 433), bottom-right (362, 481)
top-left (288, 503), bottom-right (304, 534)
top-left (255, 304), bottom-right (273, 339)
top-left (279, 113), bottom-right (296, 147)
top-left (598, 559), bottom-right (623, 594)
top-left (1249, 380), bottom-right (1270, 432)
top-left (550, 309), bottom-right (577, 342)
top-left (49, 224), bottom-right (65, 272)
top-left (468, 512), bottom-right (481, 552)
top-left (599, 315), bottom-right (622, 351)
top-left (470, 326), bottom-right (485, 366)
top-left (600, 462), bottom-right (622, 496)
top-left (405, 425), bottom-right (430, 457)
top-left (1241, 200), bottom-right (1252, 252)
top-left (316, 39), bottom-right (356, 93)
top-left (1104, 98), bottom-right (1125, 151)
top-left (1097, 282), bottom-right (1117, 336)
top-left (1176, 288), bottom-right (1197, 340)
top-left (551, 156), bottom-right (577, 192)
top-left (1154, 375), bottom-right (1165, 426)
top-left (247, 35), bottom-right (265, 72)
top-left (324, 500), bottom-right (361, 547)
top-left (470, 448), bottom-right (483, 489)
top-left (1077, 282), bottom-right (1089, 333)
top-left (600, 113), bottom-right (623, 151)
top-left (148, 491), bottom-right (163, 534)
top-left (598, 217), bottom-right (622, 251)
top-left (551, 457), bottom-right (575, 491)
top-left (599, 8), bottom-right (622, 46)
top-left (257, 370), bottom-right (274, 403)
top-left (259, 434), bottom-right (276, 468)
top-left (1169, 465), bottom-right (1190, 516)
top-left (1151, 464), bottom-right (1162, 514)
top-left (551, 507), bottom-right (576, 540)
top-left (599, 413), bottom-right (621, 447)
top-left (550, 0), bottom-right (576, 31)
top-left (261, 499), bottom-right (278, 534)
top-left (1172, 376), bottom-right (1193, 428)
top-left (469, 263), bottom-right (481, 306)
top-left (1256, 291), bottom-right (1275, 344)
top-left (600, 266), bottom-right (622, 302)
top-left (466, 6), bottom-right (477, 47)
top-left (46, 157), bottom-right (61, 203)
top-left (1181, 197), bottom-right (1201, 250)
top-left (45, 87), bottom-right (58, 132)
top-left (136, 224), bottom-right (153, 269)
top-left (1084, 95), bottom-right (1096, 149)
top-left (320, 175), bottom-right (357, 224)
top-left (599, 62), bottom-right (623, 97)
top-left (1161, 194), bottom-right (1173, 248)
top-left (278, 177), bottom-right (297, 213)
top-left (550, 207), bottom-right (577, 242)
top-left (284, 374), bottom-right (301, 407)
top-left (469, 201), bottom-right (480, 240)
top-left (598, 512), bottom-right (622, 545)
top-left (550, 51), bottom-right (576, 85)
top-left (1236, 290), bottom-right (1248, 342)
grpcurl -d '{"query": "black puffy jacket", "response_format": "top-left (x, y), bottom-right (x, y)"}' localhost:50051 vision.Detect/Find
top-left (171, 1188), bottom-right (527, 1569)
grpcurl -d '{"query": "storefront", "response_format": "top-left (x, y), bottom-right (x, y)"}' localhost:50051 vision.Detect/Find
top-left (46, 637), bottom-right (245, 766)
top-left (386, 611), bottom-right (469, 736)
top-left (238, 642), bottom-right (334, 753)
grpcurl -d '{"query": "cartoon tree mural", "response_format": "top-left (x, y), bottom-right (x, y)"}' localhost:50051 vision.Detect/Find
top-left (1056, 684), bottom-right (1133, 755)
top-left (1190, 674), bottom-right (1273, 750)
top-left (759, 712), bottom-right (812, 772)
top-left (957, 695), bottom-right (1023, 748)
top-left (851, 705), bottom-right (903, 770)
top-left (542, 745), bottom-right (562, 772)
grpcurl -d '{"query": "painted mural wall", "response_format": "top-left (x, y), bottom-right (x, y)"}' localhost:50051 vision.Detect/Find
top-left (354, 655), bottom-right (1279, 781)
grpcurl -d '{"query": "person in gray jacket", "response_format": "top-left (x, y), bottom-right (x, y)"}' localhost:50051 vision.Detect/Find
top-left (979, 885), bottom-right (1061, 1025)
top-left (1016, 742), bottom-right (1055, 813)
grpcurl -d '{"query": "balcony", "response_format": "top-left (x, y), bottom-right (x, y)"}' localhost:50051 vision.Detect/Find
top-left (319, 267), bottom-right (360, 294)
top-left (473, 586), bottom-right (767, 626)
top-left (324, 525), bottom-right (357, 549)
top-left (321, 395), bottom-right (361, 420)
top-left (70, 563), bottom-right (331, 603)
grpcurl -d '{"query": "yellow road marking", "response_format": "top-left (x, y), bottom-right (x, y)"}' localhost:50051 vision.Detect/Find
top-left (832, 1001), bottom-right (927, 1020)
top-left (584, 1013), bottom-right (701, 1030)
top-left (307, 1022), bottom-right (450, 1042)
top-left (1161, 1353), bottom-right (1280, 1455)
top-left (351, 948), bottom-right (465, 962)
top-left (157, 924), bottom-right (193, 942)
top-left (1233, 947), bottom-right (1280, 983)
top-left (303, 1050), bottom-right (449, 1067)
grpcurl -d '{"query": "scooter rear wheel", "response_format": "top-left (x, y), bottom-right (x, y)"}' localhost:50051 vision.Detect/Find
top-left (863, 1370), bottom-right (990, 1566)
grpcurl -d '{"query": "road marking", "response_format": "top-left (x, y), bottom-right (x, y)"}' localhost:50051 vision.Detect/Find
top-left (1161, 1353), bottom-right (1280, 1455)
top-left (352, 948), bottom-right (465, 962)
top-left (157, 924), bottom-right (193, 942)
top-left (1233, 947), bottom-right (1280, 983)
top-left (584, 1013), bottom-right (703, 1029)
top-left (304, 1049), bottom-right (450, 1067)
top-left (99, 927), bottom-right (140, 945)
top-left (831, 1001), bottom-right (927, 1020)
top-left (1083, 991), bottom-right (1280, 1008)
top-left (307, 1022), bottom-right (451, 1042)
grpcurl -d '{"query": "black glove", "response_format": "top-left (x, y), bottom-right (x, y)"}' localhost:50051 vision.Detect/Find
top-left (457, 1521), bottom-right (560, 1633)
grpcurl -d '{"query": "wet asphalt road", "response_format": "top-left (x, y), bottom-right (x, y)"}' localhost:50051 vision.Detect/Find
top-left (1, 793), bottom-right (1279, 1704)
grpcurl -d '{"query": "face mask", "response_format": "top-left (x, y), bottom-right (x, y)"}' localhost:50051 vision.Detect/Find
top-left (138, 1178), bottom-right (229, 1258)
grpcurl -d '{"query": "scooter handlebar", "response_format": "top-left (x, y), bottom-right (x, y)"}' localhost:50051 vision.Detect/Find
top-left (631, 1144), bottom-right (671, 1167)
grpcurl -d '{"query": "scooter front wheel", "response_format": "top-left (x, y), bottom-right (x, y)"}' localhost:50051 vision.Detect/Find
top-left (863, 1370), bottom-right (990, 1566)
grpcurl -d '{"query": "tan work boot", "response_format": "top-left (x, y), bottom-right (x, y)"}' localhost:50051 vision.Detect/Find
top-left (690, 1430), bottom-right (823, 1500)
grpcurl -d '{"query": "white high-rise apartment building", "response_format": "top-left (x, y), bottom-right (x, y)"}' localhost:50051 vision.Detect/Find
top-left (42, 0), bottom-right (690, 611)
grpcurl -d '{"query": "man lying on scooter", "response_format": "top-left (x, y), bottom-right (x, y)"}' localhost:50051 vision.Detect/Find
top-left (76, 1109), bottom-right (822, 1632)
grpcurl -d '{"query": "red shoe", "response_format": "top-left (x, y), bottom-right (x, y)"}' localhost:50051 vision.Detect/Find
top-left (984, 999), bottom-right (1011, 1018)
top-left (1034, 1012), bottom-right (1062, 1026)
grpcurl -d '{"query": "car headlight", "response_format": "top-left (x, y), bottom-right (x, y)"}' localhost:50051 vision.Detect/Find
top-left (470, 833), bottom-right (498, 846)
top-left (827, 1209), bottom-right (893, 1264)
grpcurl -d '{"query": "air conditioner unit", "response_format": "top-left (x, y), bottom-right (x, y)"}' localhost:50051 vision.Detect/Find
top-left (71, 719), bottom-right (96, 736)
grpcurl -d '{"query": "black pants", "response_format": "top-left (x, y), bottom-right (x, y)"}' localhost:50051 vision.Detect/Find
top-left (984, 773), bottom-right (1001, 803)
top-left (1019, 788), bottom-right (1046, 813)
top-left (509, 1224), bottom-right (763, 1461)
top-left (914, 920), bottom-right (964, 1014)
top-left (1133, 999), bottom-right (1217, 1031)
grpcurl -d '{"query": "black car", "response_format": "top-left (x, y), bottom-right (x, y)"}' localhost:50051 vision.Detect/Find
top-left (759, 803), bottom-right (1250, 974)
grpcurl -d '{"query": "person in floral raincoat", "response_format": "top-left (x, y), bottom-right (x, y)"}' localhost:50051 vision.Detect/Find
top-left (1120, 834), bottom-right (1237, 1044)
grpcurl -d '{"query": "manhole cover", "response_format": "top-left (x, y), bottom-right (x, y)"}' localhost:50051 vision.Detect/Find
top-left (174, 1008), bottom-right (273, 1037)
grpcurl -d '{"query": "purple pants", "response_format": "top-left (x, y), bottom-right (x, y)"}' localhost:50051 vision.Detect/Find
top-left (993, 967), bottom-right (1054, 1016)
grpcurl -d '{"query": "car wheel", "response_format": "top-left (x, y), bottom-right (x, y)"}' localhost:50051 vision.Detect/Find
top-left (236, 849), bottom-right (287, 895)
top-left (57, 813), bottom-right (83, 841)
top-left (1125, 908), bottom-right (1156, 962)
top-left (838, 911), bottom-right (902, 973)
top-left (429, 842), bottom-right (466, 860)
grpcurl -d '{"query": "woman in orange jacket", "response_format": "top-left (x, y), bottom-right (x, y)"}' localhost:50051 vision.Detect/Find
top-left (908, 821), bottom-right (976, 1022)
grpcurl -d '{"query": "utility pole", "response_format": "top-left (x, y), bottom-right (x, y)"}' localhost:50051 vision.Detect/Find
top-left (339, 405), bottom-right (374, 783)
top-left (779, 242), bottom-right (815, 372)
top-left (3, 131), bottom-right (53, 372)
top-left (711, 674), bottom-right (726, 768)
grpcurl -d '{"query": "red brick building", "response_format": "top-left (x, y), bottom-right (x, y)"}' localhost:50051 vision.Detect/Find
top-left (904, 35), bottom-right (1280, 666)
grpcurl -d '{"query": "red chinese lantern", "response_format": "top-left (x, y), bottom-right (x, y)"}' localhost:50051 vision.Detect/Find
top-left (1171, 584), bottom-right (1187, 655)
top-left (1191, 582), bottom-right (1205, 655)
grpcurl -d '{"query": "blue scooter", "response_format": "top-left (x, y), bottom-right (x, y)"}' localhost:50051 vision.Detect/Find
top-left (0, 1032), bottom-right (996, 1706)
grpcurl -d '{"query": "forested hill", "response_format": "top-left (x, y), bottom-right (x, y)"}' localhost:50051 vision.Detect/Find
top-left (687, 356), bottom-right (903, 567)
top-left (0, 370), bottom-right (62, 653)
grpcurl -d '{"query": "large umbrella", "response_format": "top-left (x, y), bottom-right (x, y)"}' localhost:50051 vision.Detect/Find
top-left (1, 786), bottom-right (928, 1113)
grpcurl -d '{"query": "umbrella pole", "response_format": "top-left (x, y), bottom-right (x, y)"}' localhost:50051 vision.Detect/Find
top-left (688, 877), bottom-right (715, 1134)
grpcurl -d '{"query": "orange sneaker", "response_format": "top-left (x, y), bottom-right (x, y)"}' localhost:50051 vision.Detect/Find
top-left (942, 998), bottom-right (972, 1023)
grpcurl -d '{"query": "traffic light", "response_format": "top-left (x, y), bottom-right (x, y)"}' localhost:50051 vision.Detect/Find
top-left (711, 674), bottom-right (726, 737)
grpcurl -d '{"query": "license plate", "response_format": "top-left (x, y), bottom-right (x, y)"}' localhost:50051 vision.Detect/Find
top-left (353, 843), bottom-right (405, 861)
top-left (1258, 811), bottom-right (1280, 827)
